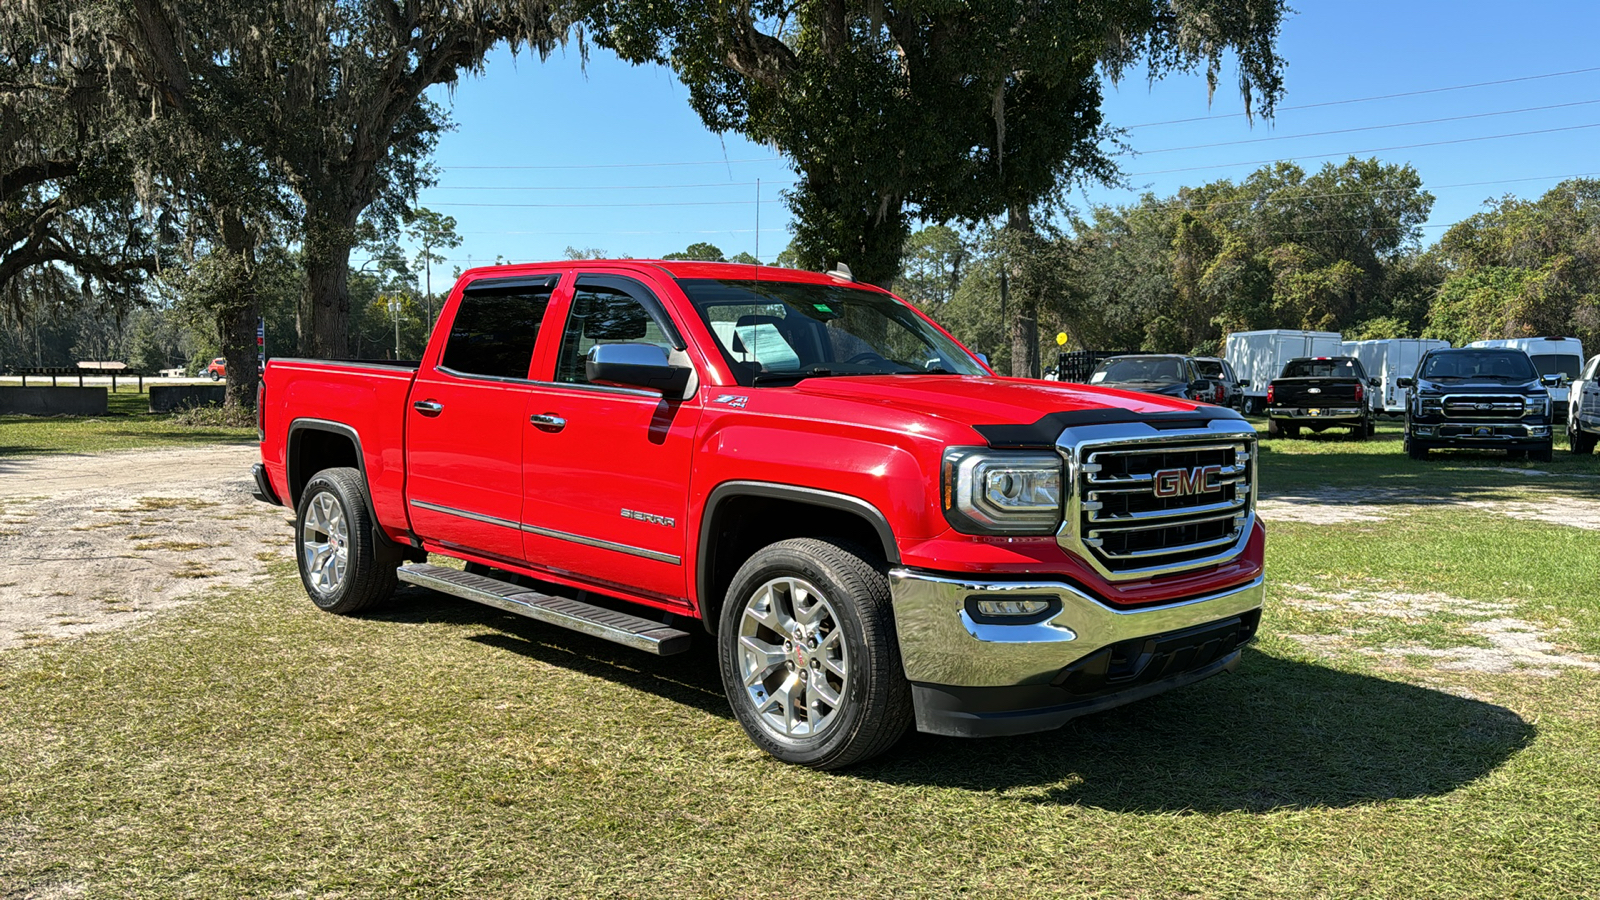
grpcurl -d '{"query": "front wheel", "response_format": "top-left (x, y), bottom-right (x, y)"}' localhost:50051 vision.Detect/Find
top-left (1571, 421), bottom-right (1596, 455)
top-left (295, 467), bottom-right (399, 614)
top-left (209, 371), bottom-right (221, 381)
top-left (718, 538), bottom-right (912, 769)
top-left (1530, 442), bottom-right (1554, 463)
top-left (1406, 434), bottom-right (1430, 460)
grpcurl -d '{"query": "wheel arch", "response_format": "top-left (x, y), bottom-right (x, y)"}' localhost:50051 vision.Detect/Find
top-left (696, 481), bottom-right (899, 635)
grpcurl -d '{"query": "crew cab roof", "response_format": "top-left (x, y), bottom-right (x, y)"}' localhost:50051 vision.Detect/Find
top-left (457, 260), bottom-right (886, 291)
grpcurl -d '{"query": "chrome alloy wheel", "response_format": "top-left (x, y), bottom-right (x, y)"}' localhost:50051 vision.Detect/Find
top-left (736, 576), bottom-right (850, 739)
top-left (301, 490), bottom-right (349, 595)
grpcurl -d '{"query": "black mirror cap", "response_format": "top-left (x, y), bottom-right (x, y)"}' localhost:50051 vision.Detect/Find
top-left (1369, 377), bottom-right (1381, 387)
top-left (1396, 377), bottom-right (1415, 389)
top-left (1541, 374), bottom-right (1564, 388)
top-left (1237, 379), bottom-right (1251, 388)
top-left (586, 343), bottom-right (692, 395)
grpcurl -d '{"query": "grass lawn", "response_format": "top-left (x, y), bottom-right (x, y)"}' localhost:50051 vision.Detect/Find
top-left (2, 420), bottom-right (1598, 897)
top-left (0, 390), bottom-right (256, 457)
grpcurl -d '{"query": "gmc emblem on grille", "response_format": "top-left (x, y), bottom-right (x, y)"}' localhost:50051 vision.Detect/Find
top-left (1153, 465), bottom-right (1223, 498)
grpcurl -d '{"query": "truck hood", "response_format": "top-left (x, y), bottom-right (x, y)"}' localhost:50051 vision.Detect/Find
top-left (782, 374), bottom-right (1211, 440)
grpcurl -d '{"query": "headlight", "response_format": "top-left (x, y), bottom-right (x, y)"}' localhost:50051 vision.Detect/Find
top-left (1529, 394), bottom-right (1550, 416)
top-left (1417, 391), bottom-right (1443, 414)
top-left (942, 448), bottom-right (1063, 534)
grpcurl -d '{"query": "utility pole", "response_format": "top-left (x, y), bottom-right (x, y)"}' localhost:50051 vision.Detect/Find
top-left (755, 178), bottom-right (760, 264)
top-left (388, 297), bottom-right (401, 359)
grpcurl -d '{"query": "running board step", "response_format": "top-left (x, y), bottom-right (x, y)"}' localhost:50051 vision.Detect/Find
top-left (396, 563), bottom-right (692, 656)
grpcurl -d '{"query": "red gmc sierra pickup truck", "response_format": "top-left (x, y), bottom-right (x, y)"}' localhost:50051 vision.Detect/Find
top-left (253, 260), bottom-right (1265, 769)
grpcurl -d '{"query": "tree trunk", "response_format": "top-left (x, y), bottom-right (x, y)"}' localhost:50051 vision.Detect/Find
top-left (1006, 204), bottom-right (1039, 378)
top-left (217, 215), bottom-right (260, 410)
top-left (299, 209), bottom-right (356, 359)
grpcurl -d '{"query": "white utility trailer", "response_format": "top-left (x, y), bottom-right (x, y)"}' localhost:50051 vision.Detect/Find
top-left (1223, 330), bottom-right (1343, 414)
top-left (1340, 338), bottom-right (1451, 415)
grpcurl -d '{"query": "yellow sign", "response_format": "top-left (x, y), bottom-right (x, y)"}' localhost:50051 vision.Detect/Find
top-left (1055, 332), bottom-right (1068, 346)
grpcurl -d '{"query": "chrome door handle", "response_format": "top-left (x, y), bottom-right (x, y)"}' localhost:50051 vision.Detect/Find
top-left (529, 413), bottom-right (566, 432)
top-left (413, 400), bottom-right (443, 417)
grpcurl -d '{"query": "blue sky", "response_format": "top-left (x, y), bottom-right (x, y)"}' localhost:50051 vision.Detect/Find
top-left (409, 1), bottom-right (1600, 274)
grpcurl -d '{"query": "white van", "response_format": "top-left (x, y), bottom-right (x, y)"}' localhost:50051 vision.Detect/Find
top-left (1224, 330), bottom-right (1343, 414)
top-left (1466, 337), bottom-right (1586, 403)
top-left (1340, 338), bottom-right (1452, 415)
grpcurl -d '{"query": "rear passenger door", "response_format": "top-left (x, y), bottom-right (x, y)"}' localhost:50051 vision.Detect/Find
top-left (405, 273), bottom-right (562, 564)
top-left (519, 274), bottom-right (702, 607)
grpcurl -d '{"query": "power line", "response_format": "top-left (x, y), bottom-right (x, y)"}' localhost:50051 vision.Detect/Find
top-left (441, 157), bottom-right (785, 171)
top-left (430, 199), bottom-right (785, 209)
top-left (1115, 171), bottom-right (1600, 214)
top-left (1126, 65), bottom-right (1600, 129)
top-left (1127, 122), bottom-right (1600, 177)
top-left (1138, 99), bottom-right (1600, 155)
top-left (424, 179), bottom-right (797, 192)
top-left (460, 227), bottom-right (792, 235)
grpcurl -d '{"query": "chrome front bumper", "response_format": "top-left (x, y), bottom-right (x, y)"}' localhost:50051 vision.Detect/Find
top-left (888, 570), bottom-right (1265, 687)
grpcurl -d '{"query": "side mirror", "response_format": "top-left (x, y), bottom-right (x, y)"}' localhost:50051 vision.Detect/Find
top-left (1369, 377), bottom-right (1381, 388)
top-left (1541, 374), bottom-right (1564, 388)
top-left (1237, 379), bottom-right (1251, 388)
top-left (1190, 380), bottom-right (1210, 395)
top-left (586, 343), bottom-right (691, 395)
top-left (1396, 377), bottom-right (1415, 389)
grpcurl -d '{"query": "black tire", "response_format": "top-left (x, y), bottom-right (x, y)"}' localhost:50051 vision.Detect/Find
top-left (210, 371), bottom-right (221, 381)
top-left (717, 538), bottom-right (912, 770)
top-left (1283, 422), bottom-right (1301, 438)
top-left (1266, 418), bottom-right (1282, 438)
top-left (1570, 421), bottom-right (1596, 455)
top-left (294, 466), bottom-right (400, 614)
top-left (1530, 443), bottom-right (1554, 463)
top-left (1406, 435), bottom-right (1430, 460)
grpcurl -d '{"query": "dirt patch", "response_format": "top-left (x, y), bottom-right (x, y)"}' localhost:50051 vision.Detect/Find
top-left (1277, 582), bottom-right (1600, 676)
top-left (1462, 495), bottom-right (1600, 530)
top-left (0, 446), bottom-right (292, 651)
top-left (1260, 484), bottom-right (1600, 530)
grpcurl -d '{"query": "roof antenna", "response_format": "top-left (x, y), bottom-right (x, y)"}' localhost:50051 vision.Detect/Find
top-left (827, 261), bottom-right (854, 282)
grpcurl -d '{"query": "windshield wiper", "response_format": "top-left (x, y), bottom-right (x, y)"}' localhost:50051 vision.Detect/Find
top-left (751, 366), bottom-right (838, 385)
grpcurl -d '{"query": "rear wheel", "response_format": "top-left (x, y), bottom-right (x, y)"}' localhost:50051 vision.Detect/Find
top-left (295, 467), bottom-right (400, 614)
top-left (718, 538), bottom-right (912, 770)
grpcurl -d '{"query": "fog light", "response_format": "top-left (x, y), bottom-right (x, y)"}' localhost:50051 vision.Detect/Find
top-left (976, 599), bottom-right (1050, 617)
top-left (1416, 426), bottom-right (1435, 436)
top-left (1529, 426), bottom-right (1550, 437)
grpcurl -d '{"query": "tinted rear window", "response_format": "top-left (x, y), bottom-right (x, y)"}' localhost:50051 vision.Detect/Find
top-left (440, 276), bottom-right (559, 379)
top-left (1280, 358), bottom-right (1358, 378)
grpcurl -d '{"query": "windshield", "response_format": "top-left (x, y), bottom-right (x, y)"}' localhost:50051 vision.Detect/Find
top-left (1530, 353), bottom-right (1582, 380)
top-left (1090, 357), bottom-right (1185, 384)
top-left (1280, 358), bottom-right (1358, 378)
top-left (677, 278), bottom-right (987, 386)
top-left (1420, 350), bottom-right (1537, 381)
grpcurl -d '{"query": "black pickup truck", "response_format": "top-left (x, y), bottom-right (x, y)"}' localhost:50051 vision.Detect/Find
top-left (1399, 347), bottom-right (1559, 461)
top-left (1265, 356), bottom-right (1378, 439)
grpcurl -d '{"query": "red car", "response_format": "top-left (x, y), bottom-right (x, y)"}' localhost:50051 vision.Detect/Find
top-left (253, 260), bottom-right (1265, 768)
top-left (206, 358), bottom-right (226, 380)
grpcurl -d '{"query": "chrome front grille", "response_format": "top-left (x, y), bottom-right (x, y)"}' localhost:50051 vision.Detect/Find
top-left (1442, 395), bottom-right (1525, 419)
top-left (1058, 425), bottom-right (1257, 581)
